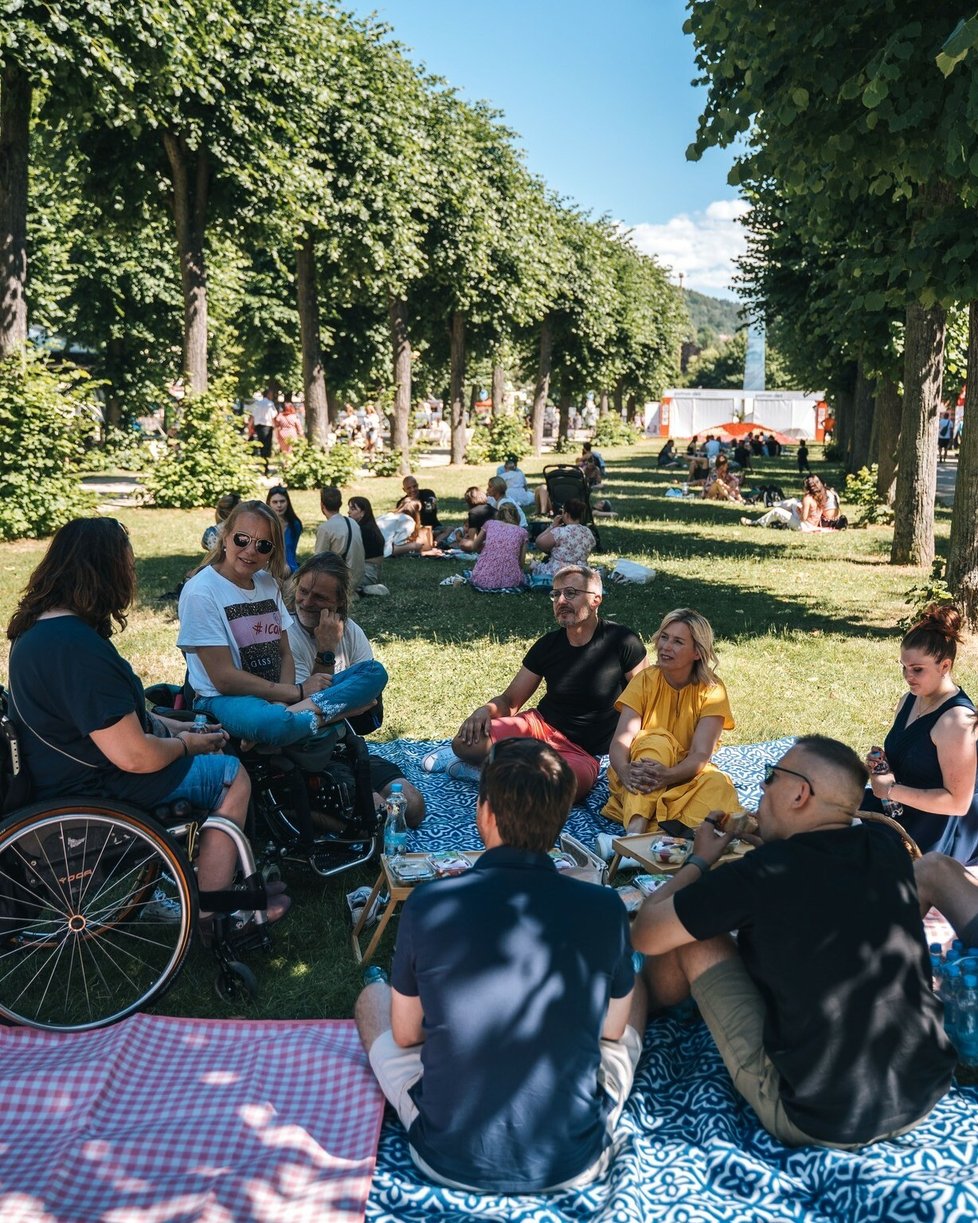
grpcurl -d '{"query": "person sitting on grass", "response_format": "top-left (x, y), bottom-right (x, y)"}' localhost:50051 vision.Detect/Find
top-left (437, 485), bottom-right (496, 550)
top-left (740, 476), bottom-right (829, 531)
top-left (657, 438), bottom-right (680, 468)
top-left (468, 501), bottom-right (528, 592)
top-left (266, 484), bottom-right (303, 574)
top-left (424, 564), bottom-right (647, 796)
top-left (347, 496), bottom-right (386, 586)
top-left (178, 499), bottom-right (382, 747)
top-left (702, 454), bottom-right (744, 503)
top-left (487, 475), bottom-right (528, 527)
top-left (530, 498), bottom-right (596, 581)
top-left (396, 475), bottom-right (440, 531)
top-left (355, 737), bottom-right (647, 1194)
top-left (494, 453), bottom-right (535, 506)
top-left (915, 845), bottom-right (978, 949)
top-left (286, 551), bottom-right (423, 827)
top-left (633, 736), bottom-right (954, 1149)
top-left (600, 608), bottom-right (739, 849)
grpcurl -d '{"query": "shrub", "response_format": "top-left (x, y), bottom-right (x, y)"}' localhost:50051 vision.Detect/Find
top-left (593, 415), bottom-right (641, 446)
top-left (280, 438), bottom-right (360, 489)
top-left (0, 348), bottom-right (96, 540)
top-left (367, 448), bottom-right (405, 477)
top-left (465, 413), bottom-right (531, 465)
top-left (145, 389), bottom-right (261, 508)
top-left (900, 560), bottom-right (955, 631)
top-left (93, 426), bottom-right (166, 473)
top-left (552, 435), bottom-right (577, 454)
top-left (842, 464), bottom-right (894, 526)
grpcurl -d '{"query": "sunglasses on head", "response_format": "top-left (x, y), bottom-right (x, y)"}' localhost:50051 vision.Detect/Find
top-left (231, 531), bottom-right (274, 555)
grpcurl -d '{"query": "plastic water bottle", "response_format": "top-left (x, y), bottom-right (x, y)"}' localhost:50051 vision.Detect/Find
top-left (942, 963), bottom-right (962, 1043)
top-left (192, 713), bottom-right (210, 733)
top-left (868, 748), bottom-right (904, 819)
top-left (954, 974), bottom-right (978, 1066)
top-left (384, 783), bottom-right (408, 861)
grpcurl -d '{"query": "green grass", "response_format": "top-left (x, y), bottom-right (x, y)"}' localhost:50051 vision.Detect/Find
top-left (1, 442), bottom-right (973, 1021)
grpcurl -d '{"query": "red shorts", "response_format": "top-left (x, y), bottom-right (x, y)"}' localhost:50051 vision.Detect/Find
top-left (489, 709), bottom-right (599, 801)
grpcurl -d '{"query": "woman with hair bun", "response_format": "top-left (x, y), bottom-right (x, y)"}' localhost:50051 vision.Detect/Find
top-left (864, 604), bottom-right (978, 863)
top-left (602, 608), bottom-right (740, 837)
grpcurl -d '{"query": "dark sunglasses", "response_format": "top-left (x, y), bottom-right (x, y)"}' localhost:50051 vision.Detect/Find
top-left (231, 531), bottom-right (274, 555)
top-left (763, 763), bottom-right (815, 795)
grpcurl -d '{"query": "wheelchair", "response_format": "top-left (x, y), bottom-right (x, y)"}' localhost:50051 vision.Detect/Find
top-left (146, 683), bottom-right (385, 884)
top-left (0, 692), bottom-right (276, 1032)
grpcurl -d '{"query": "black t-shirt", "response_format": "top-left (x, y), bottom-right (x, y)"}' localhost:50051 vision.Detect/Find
top-left (398, 489), bottom-right (440, 528)
top-left (8, 616), bottom-right (192, 807)
top-left (466, 503), bottom-right (495, 531)
top-left (523, 620), bottom-right (647, 756)
top-left (673, 826), bottom-right (955, 1143)
top-left (392, 846), bottom-right (634, 1192)
top-left (358, 520), bottom-right (386, 560)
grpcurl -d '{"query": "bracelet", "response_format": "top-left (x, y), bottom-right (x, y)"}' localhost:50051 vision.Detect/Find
top-left (685, 854), bottom-right (709, 875)
top-left (297, 682), bottom-right (304, 701)
top-left (180, 737), bottom-right (190, 757)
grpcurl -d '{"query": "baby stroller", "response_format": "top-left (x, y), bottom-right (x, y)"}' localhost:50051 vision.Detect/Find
top-left (541, 464), bottom-right (602, 549)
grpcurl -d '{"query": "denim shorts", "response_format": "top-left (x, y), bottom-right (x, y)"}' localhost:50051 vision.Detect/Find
top-left (161, 754), bottom-right (239, 813)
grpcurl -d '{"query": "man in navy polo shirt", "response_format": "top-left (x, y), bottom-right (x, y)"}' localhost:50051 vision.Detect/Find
top-left (354, 738), bottom-right (647, 1193)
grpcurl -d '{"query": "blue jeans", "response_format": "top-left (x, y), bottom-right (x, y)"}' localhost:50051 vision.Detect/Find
top-left (161, 754), bottom-right (240, 812)
top-left (194, 660), bottom-right (388, 748)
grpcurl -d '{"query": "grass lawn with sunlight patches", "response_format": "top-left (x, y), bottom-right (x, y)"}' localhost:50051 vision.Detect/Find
top-left (0, 441), bottom-right (972, 1020)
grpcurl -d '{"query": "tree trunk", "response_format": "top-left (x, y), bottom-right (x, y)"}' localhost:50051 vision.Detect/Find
top-left (874, 376), bottom-right (901, 505)
top-left (531, 314), bottom-right (552, 455)
top-left (613, 380), bottom-right (624, 418)
top-left (448, 310), bottom-right (467, 465)
top-left (833, 363), bottom-right (856, 469)
top-left (598, 389), bottom-right (609, 417)
top-left (557, 393), bottom-right (571, 445)
top-left (491, 361), bottom-right (505, 417)
top-left (0, 62), bottom-right (31, 357)
top-left (947, 300), bottom-right (978, 628)
top-left (851, 361), bottom-right (875, 471)
top-left (890, 300), bottom-right (945, 567)
top-left (163, 131), bottom-right (209, 394)
top-left (325, 385), bottom-right (340, 427)
top-left (626, 393), bottom-right (638, 424)
top-left (295, 234), bottom-right (327, 447)
top-left (103, 337), bottom-right (125, 429)
top-left (388, 293), bottom-right (411, 473)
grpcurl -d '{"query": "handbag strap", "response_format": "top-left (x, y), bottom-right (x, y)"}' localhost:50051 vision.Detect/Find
top-left (8, 684), bottom-right (99, 769)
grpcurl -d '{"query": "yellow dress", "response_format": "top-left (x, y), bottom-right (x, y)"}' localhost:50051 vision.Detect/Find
top-left (601, 667), bottom-right (739, 831)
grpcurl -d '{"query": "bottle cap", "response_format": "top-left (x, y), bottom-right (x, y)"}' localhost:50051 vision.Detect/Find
top-left (930, 943), bottom-right (944, 953)
top-left (391, 782), bottom-right (403, 793)
top-left (965, 975), bottom-right (978, 988)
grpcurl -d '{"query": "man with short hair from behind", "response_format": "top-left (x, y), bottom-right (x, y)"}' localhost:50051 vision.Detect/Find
top-left (355, 738), bottom-right (647, 1193)
top-left (633, 735), bottom-right (955, 1148)
top-left (315, 486), bottom-right (365, 594)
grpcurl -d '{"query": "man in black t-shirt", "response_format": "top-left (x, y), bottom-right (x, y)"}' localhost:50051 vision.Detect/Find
top-left (397, 474), bottom-right (440, 529)
top-left (632, 736), bottom-right (954, 1148)
top-left (449, 565), bottom-right (647, 799)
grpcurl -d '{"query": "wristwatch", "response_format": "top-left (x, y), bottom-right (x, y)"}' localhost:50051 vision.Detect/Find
top-left (316, 650), bottom-right (336, 666)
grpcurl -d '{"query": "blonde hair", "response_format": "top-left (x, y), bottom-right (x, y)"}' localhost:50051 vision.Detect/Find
top-left (654, 607), bottom-right (720, 688)
top-left (202, 499), bottom-right (290, 584)
top-left (495, 501), bottom-right (521, 526)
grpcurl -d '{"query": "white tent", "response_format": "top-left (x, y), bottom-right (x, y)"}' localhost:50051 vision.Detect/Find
top-left (651, 388), bottom-right (825, 439)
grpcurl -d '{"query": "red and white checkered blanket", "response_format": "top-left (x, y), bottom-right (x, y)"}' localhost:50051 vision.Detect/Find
top-left (0, 1015), bottom-right (385, 1223)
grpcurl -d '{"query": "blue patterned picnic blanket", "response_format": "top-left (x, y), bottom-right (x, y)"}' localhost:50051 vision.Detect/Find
top-left (368, 735), bottom-right (796, 854)
top-left (364, 738), bottom-right (978, 1221)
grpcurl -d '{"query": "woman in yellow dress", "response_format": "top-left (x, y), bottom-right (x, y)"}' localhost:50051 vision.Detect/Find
top-left (602, 608), bottom-right (739, 835)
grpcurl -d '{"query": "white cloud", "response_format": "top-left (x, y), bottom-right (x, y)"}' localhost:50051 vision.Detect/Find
top-left (623, 198), bottom-right (749, 299)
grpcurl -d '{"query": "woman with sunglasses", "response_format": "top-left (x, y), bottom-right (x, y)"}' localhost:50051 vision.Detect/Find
top-left (863, 604), bottom-right (978, 863)
top-left (602, 608), bottom-right (739, 839)
top-left (178, 500), bottom-right (384, 746)
top-left (5, 518), bottom-right (292, 931)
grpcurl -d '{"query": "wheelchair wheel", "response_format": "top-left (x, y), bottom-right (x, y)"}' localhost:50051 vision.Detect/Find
top-left (0, 802), bottom-right (196, 1031)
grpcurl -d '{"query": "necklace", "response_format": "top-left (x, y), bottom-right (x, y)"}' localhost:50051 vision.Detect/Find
top-left (909, 686), bottom-right (958, 723)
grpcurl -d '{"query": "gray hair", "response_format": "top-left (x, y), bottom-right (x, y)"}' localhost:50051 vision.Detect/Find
top-left (553, 564), bottom-right (603, 596)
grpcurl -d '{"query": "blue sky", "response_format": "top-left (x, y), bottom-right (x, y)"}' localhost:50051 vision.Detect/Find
top-left (343, 0), bottom-right (745, 298)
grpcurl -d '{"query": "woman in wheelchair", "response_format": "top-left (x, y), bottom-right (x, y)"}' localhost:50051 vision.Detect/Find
top-left (178, 499), bottom-right (386, 747)
top-left (5, 517), bottom-right (290, 933)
